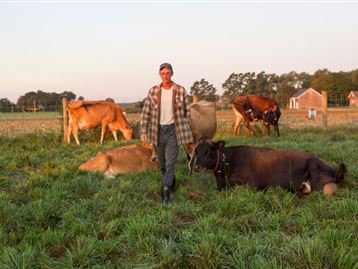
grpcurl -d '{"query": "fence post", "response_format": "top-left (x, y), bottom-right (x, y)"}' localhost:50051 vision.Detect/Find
top-left (62, 98), bottom-right (68, 143)
top-left (322, 91), bottom-right (327, 129)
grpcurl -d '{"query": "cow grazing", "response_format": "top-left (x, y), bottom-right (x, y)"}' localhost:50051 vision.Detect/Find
top-left (231, 95), bottom-right (281, 136)
top-left (66, 100), bottom-right (133, 145)
top-left (191, 138), bottom-right (346, 195)
top-left (79, 143), bottom-right (158, 177)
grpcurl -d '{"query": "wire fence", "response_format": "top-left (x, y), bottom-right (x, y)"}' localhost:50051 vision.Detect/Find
top-left (1, 94), bottom-right (357, 138)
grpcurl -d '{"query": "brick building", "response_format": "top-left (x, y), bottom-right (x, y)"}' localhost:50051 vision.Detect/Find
top-left (348, 91), bottom-right (358, 107)
top-left (289, 88), bottom-right (322, 109)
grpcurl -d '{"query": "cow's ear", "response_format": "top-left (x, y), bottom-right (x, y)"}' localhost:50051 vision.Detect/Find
top-left (215, 140), bottom-right (225, 149)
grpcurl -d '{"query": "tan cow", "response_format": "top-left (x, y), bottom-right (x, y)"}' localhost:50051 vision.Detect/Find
top-left (66, 100), bottom-right (133, 145)
top-left (184, 100), bottom-right (217, 155)
top-left (79, 143), bottom-right (158, 177)
top-left (189, 100), bottom-right (217, 144)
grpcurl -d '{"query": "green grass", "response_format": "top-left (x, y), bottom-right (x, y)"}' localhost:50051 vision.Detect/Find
top-left (0, 127), bottom-right (357, 268)
top-left (0, 112), bottom-right (60, 120)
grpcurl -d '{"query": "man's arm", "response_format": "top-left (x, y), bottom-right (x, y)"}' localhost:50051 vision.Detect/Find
top-left (140, 95), bottom-right (151, 141)
top-left (183, 90), bottom-right (191, 120)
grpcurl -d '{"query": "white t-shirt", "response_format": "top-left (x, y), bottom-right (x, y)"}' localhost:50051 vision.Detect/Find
top-left (160, 87), bottom-right (174, 125)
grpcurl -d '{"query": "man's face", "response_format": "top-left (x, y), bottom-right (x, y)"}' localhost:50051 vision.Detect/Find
top-left (159, 67), bottom-right (173, 83)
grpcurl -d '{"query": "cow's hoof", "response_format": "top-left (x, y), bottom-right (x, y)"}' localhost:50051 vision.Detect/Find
top-left (323, 183), bottom-right (338, 196)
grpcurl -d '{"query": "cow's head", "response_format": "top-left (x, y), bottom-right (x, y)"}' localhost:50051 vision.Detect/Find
top-left (263, 109), bottom-right (278, 125)
top-left (188, 137), bottom-right (225, 175)
top-left (122, 127), bottom-right (134, 140)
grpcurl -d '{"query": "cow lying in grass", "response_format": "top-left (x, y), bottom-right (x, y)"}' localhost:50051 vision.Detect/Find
top-left (79, 143), bottom-right (158, 177)
top-left (190, 138), bottom-right (346, 195)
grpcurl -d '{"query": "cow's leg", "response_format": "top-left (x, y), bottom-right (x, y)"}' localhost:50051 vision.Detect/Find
top-left (263, 123), bottom-right (270, 136)
top-left (306, 158), bottom-right (324, 191)
top-left (335, 163), bottom-right (346, 183)
top-left (112, 130), bottom-right (118, 141)
top-left (100, 124), bottom-right (107, 144)
top-left (71, 124), bottom-right (80, 145)
top-left (66, 123), bottom-right (72, 143)
top-left (244, 120), bottom-right (255, 136)
top-left (307, 157), bottom-right (338, 192)
top-left (214, 174), bottom-right (227, 191)
top-left (232, 116), bottom-right (242, 135)
top-left (274, 123), bottom-right (280, 136)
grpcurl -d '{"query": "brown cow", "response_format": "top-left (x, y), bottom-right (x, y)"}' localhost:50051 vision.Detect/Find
top-left (191, 138), bottom-right (346, 195)
top-left (66, 100), bottom-right (133, 145)
top-left (231, 95), bottom-right (281, 136)
top-left (79, 143), bottom-right (158, 177)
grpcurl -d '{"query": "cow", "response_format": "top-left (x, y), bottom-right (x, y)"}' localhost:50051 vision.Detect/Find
top-left (184, 100), bottom-right (217, 155)
top-left (79, 143), bottom-right (158, 177)
top-left (231, 95), bottom-right (281, 136)
top-left (66, 100), bottom-right (134, 145)
top-left (190, 138), bottom-right (346, 196)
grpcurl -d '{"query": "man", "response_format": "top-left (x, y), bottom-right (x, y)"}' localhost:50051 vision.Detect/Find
top-left (140, 63), bottom-right (194, 204)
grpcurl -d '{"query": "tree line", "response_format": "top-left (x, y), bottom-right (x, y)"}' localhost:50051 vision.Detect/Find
top-left (1, 68), bottom-right (357, 112)
top-left (190, 68), bottom-right (358, 106)
top-left (0, 91), bottom-right (79, 112)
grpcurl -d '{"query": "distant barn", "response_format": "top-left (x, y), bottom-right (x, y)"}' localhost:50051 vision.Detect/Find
top-left (347, 91), bottom-right (358, 107)
top-left (289, 88), bottom-right (322, 109)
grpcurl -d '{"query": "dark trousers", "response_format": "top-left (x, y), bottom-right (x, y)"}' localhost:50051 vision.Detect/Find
top-left (154, 124), bottom-right (179, 188)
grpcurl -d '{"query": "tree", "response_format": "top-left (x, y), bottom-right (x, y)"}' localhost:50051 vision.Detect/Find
top-left (0, 98), bottom-right (15, 112)
top-left (190, 79), bottom-right (218, 101)
top-left (16, 90), bottom-right (77, 111)
top-left (275, 82), bottom-right (296, 107)
top-left (297, 72), bottom-right (312, 89)
top-left (311, 69), bottom-right (334, 92)
top-left (222, 73), bottom-right (245, 99)
top-left (60, 91), bottom-right (76, 100)
top-left (254, 71), bottom-right (279, 97)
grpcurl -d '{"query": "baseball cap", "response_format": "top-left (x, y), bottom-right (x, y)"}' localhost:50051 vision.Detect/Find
top-left (159, 63), bottom-right (173, 74)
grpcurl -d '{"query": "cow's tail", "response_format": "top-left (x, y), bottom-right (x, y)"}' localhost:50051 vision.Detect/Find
top-left (335, 162), bottom-right (346, 183)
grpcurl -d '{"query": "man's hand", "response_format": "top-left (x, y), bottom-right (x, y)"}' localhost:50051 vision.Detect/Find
top-left (140, 133), bottom-right (147, 143)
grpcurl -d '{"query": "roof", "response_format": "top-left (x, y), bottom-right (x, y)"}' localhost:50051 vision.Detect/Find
top-left (291, 88), bottom-right (308, 98)
top-left (348, 91), bottom-right (358, 98)
top-left (291, 88), bottom-right (322, 99)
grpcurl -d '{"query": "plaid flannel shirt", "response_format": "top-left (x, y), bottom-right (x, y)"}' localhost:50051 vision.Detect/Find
top-left (140, 82), bottom-right (194, 145)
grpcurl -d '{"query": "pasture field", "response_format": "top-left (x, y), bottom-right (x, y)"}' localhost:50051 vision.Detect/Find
top-left (1, 108), bottom-right (358, 137)
top-left (0, 112), bottom-right (60, 120)
top-left (0, 126), bottom-right (357, 268)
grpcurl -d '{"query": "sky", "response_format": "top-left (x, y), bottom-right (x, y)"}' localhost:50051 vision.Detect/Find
top-left (1, 1), bottom-right (358, 103)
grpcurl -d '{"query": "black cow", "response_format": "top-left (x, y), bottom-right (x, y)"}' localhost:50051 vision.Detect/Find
top-left (191, 138), bottom-right (346, 195)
